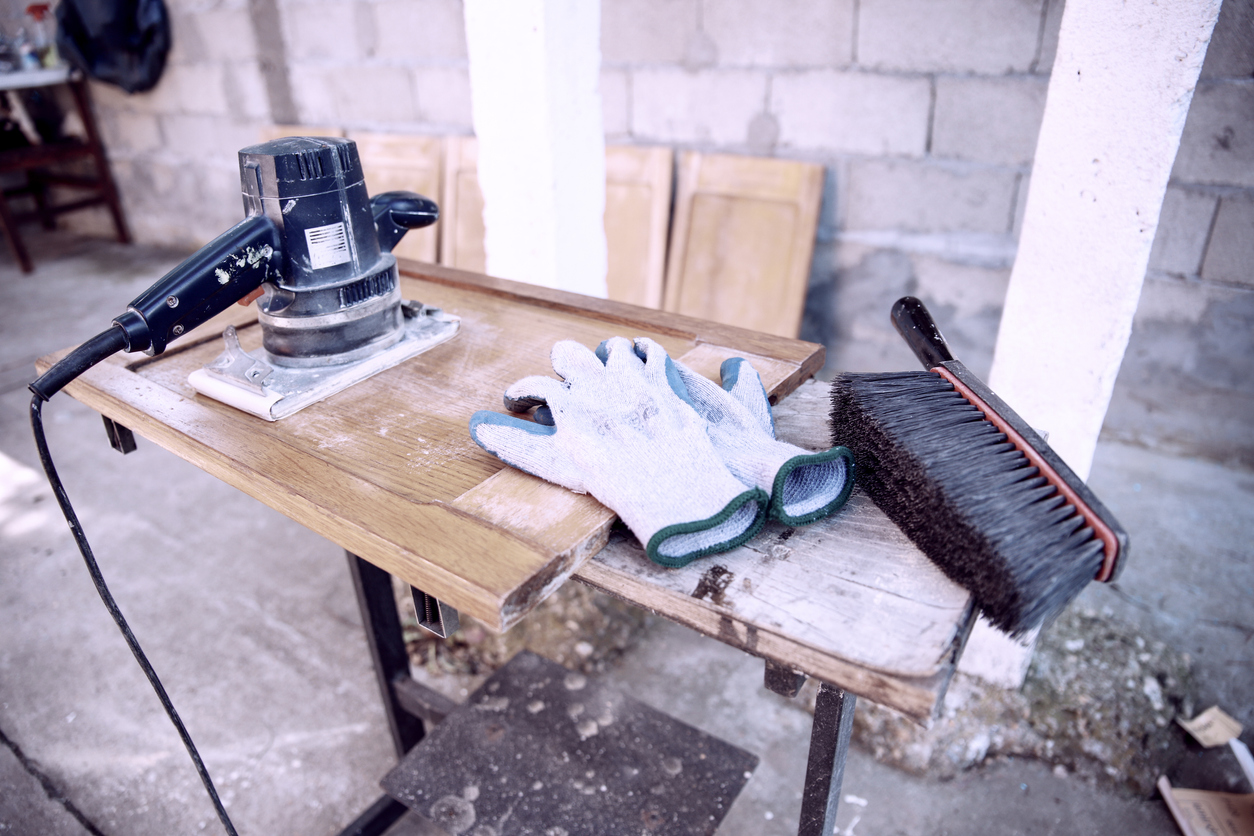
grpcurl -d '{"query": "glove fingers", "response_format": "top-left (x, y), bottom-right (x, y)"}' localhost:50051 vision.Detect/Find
top-left (597, 336), bottom-right (645, 375)
top-left (719, 357), bottom-right (774, 436)
top-left (632, 337), bottom-right (694, 405)
top-left (468, 410), bottom-right (583, 489)
top-left (551, 339), bottom-right (609, 382)
top-left (503, 374), bottom-right (567, 414)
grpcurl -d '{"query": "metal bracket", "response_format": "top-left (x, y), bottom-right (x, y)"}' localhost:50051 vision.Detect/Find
top-left (202, 324), bottom-right (273, 394)
top-left (412, 587), bottom-right (459, 639)
top-left (102, 416), bottom-right (137, 454)
top-left (799, 684), bottom-right (857, 836)
top-left (764, 659), bottom-right (808, 698)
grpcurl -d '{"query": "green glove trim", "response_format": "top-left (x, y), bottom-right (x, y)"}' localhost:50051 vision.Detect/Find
top-left (646, 487), bottom-right (769, 568)
top-left (770, 446), bottom-right (856, 525)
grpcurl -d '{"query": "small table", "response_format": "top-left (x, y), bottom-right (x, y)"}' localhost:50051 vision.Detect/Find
top-left (42, 261), bottom-right (976, 835)
top-left (0, 66), bottom-right (130, 272)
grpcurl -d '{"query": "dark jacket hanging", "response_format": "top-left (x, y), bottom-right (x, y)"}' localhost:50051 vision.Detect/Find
top-left (55, 0), bottom-right (171, 94)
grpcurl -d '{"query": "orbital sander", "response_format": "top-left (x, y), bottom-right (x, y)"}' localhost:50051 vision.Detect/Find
top-left (31, 135), bottom-right (459, 416)
top-left (189, 136), bottom-right (460, 419)
top-left (25, 136), bottom-right (460, 836)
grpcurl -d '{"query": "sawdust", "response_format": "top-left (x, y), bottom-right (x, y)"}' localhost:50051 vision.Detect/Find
top-left (828, 604), bottom-right (1196, 797)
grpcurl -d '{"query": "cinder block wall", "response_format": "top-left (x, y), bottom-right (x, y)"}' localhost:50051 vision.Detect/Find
top-left (73, 0), bottom-right (1254, 466)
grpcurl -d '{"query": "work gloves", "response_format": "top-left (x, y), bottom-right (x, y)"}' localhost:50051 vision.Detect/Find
top-left (469, 337), bottom-right (854, 568)
top-left (631, 338), bottom-right (855, 527)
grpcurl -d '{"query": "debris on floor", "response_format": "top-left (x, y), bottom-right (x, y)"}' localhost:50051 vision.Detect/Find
top-left (397, 578), bottom-right (656, 698)
top-left (1157, 775), bottom-right (1254, 836)
top-left (833, 604), bottom-right (1197, 797)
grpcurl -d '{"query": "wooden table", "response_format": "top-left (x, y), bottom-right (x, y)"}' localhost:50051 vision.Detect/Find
top-left (43, 260), bottom-right (975, 835)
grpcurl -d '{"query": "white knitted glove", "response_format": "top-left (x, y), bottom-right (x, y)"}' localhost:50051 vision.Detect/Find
top-left (631, 338), bottom-right (855, 526)
top-left (469, 337), bottom-right (767, 568)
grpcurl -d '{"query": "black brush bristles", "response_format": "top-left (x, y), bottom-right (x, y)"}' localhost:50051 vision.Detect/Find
top-left (829, 371), bottom-right (1105, 636)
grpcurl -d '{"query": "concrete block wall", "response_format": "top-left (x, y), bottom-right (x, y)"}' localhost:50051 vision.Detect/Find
top-left (600, 0), bottom-right (1057, 382)
top-left (74, 0), bottom-right (474, 247)
top-left (63, 0), bottom-right (1254, 465)
top-left (599, 0), bottom-right (1252, 466)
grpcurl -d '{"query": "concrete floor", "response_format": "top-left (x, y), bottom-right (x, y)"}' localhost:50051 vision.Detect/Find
top-left (1, 230), bottom-right (1250, 836)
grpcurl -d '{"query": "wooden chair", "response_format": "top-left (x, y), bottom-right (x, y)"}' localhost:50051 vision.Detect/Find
top-left (662, 151), bottom-right (824, 338)
top-left (0, 73), bottom-right (129, 273)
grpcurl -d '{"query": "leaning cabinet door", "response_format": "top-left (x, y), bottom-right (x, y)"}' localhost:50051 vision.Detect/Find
top-left (664, 152), bottom-right (824, 339)
top-left (352, 132), bottom-right (443, 265)
top-left (604, 145), bottom-right (673, 309)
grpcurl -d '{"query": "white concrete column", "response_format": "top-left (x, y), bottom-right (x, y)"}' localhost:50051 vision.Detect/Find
top-left (463, 0), bottom-right (608, 298)
top-left (961, 0), bottom-right (1221, 688)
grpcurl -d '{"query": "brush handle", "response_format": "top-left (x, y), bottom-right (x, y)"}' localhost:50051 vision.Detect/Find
top-left (892, 296), bottom-right (954, 369)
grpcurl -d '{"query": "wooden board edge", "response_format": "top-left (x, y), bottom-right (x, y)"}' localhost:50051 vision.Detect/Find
top-left (575, 559), bottom-right (962, 724)
top-left (41, 357), bottom-right (560, 632)
top-left (497, 520), bottom-right (613, 634)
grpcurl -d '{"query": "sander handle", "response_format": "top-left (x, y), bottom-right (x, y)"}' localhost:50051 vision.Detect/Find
top-left (115, 215), bottom-right (282, 356)
top-left (31, 215), bottom-right (282, 400)
top-left (371, 191), bottom-right (439, 254)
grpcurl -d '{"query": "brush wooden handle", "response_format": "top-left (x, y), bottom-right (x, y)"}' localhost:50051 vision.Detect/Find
top-left (892, 297), bottom-right (954, 369)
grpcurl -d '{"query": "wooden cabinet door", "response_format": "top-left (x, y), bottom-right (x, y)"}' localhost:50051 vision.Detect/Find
top-left (663, 151), bottom-right (824, 338)
top-left (257, 125), bottom-right (345, 142)
top-left (604, 145), bottom-right (673, 309)
top-left (439, 136), bottom-right (487, 273)
top-left (351, 132), bottom-right (443, 264)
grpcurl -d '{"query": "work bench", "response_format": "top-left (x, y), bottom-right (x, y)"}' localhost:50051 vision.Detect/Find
top-left (43, 261), bottom-right (976, 836)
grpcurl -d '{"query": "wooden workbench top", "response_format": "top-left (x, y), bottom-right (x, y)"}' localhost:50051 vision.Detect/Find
top-left (579, 380), bottom-right (974, 722)
top-left (44, 261), bottom-right (973, 722)
top-left (43, 261), bottom-right (820, 630)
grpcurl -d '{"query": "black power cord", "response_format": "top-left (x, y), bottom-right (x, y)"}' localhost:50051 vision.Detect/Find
top-left (29, 328), bottom-right (239, 836)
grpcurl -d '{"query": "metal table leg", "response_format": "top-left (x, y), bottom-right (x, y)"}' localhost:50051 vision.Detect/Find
top-left (341, 553), bottom-right (424, 836)
top-left (341, 553), bottom-right (463, 836)
top-left (346, 552), bottom-right (426, 756)
top-left (798, 683), bottom-right (857, 836)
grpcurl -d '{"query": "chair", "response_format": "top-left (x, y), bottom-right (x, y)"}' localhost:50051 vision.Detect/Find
top-left (0, 73), bottom-right (129, 273)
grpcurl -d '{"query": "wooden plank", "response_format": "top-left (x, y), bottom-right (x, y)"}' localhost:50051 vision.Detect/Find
top-left (663, 151), bottom-right (824, 339)
top-left (441, 141), bottom-right (675, 303)
top-left (350, 132), bottom-right (443, 264)
top-left (575, 379), bottom-right (976, 722)
top-left (400, 260), bottom-right (827, 389)
top-left (439, 136), bottom-right (486, 273)
top-left (41, 265), bottom-right (822, 634)
top-left (604, 145), bottom-right (673, 309)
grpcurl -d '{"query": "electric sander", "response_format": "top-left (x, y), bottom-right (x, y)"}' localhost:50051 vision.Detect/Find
top-left (188, 136), bottom-right (460, 419)
top-left (30, 135), bottom-right (457, 417)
